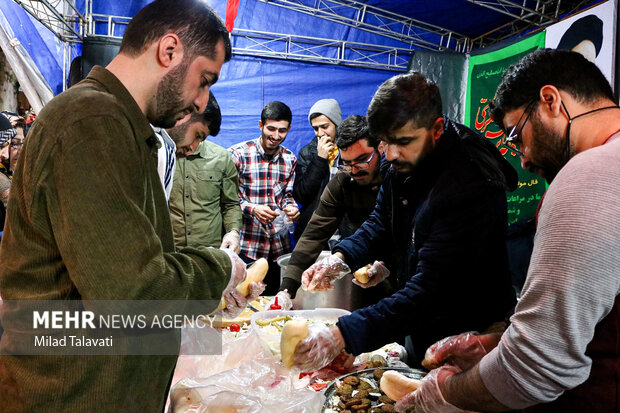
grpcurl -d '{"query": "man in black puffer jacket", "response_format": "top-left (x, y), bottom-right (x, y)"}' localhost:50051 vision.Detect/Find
top-left (293, 72), bottom-right (518, 370)
top-left (293, 99), bottom-right (343, 243)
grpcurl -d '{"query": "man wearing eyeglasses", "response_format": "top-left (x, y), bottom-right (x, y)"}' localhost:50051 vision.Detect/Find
top-left (292, 72), bottom-right (518, 372)
top-left (394, 50), bottom-right (620, 413)
top-left (274, 115), bottom-right (391, 310)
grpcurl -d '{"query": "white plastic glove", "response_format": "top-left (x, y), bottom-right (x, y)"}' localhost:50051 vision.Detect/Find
top-left (267, 290), bottom-right (293, 310)
top-left (220, 230), bottom-right (241, 254)
top-left (301, 254), bottom-right (351, 292)
top-left (422, 331), bottom-right (501, 370)
top-left (293, 324), bottom-right (346, 372)
top-left (218, 249), bottom-right (265, 319)
top-left (395, 365), bottom-right (465, 413)
top-left (352, 260), bottom-right (390, 288)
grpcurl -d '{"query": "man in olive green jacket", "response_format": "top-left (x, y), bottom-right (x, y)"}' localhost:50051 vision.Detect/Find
top-left (0, 1), bottom-right (263, 412)
top-left (169, 94), bottom-right (242, 251)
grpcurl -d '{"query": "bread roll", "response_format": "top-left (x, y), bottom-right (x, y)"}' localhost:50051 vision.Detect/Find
top-left (379, 370), bottom-right (421, 401)
top-left (217, 258), bottom-right (269, 311)
top-left (280, 319), bottom-right (309, 369)
top-left (236, 258), bottom-right (268, 296)
top-left (354, 264), bottom-right (373, 284)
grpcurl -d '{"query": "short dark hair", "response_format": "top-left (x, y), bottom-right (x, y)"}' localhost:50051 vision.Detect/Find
top-left (335, 115), bottom-right (378, 150)
top-left (308, 113), bottom-right (321, 121)
top-left (490, 49), bottom-right (615, 130)
top-left (119, 0), bottom-right (232, 62)
top-left (199, 91), bottom-right (221, 137)
top-left (367, 72), bottom-right (442, 139)
top-left (261, 101), bottom-right (292, 125)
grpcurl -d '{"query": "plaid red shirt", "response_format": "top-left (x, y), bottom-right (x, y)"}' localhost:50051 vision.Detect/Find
top-left (228, 138), bottom-right (297, 260)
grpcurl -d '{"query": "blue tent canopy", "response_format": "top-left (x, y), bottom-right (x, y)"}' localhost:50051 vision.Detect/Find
top-left (0, 0), bottom-right (604, 154)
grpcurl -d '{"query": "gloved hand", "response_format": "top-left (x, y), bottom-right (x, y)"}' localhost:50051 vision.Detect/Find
top-left (220, 230), bottom-right (241, 253)
top-left (301, 254), bottom-right (351, 292)
top-left (352, 260), bottom-right (390, 288)
top-left (218, 249), bottom-right (265, 319)
top-left (422, 331), bottom-right (502, 370)
top-left (267, 290), bottom-right (293, 310)
top-left (293, 324), bottom-right (345, 372)
top-left (395, 365), bottom-right (465, 413)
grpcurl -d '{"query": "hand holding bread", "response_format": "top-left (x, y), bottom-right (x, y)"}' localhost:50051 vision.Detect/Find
top-left (352, 261), bottom-right (390, 288)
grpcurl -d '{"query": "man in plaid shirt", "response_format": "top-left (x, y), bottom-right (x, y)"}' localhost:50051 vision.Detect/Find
top-left (228, 101), bottom-right (300, 295)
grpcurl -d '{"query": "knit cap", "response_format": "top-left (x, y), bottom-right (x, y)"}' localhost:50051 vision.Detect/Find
top-left (308, 99), bottom-right (342, 128)
top-left (0, 113), bottom-right (16, 146)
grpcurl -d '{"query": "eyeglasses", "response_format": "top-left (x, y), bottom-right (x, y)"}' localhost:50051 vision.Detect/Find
top-left (503, 100), bottom-right (537, 157)
top-left (10, 140), bottom-right (23, 149)
top-left (338, 150), bottom-right (377, 172)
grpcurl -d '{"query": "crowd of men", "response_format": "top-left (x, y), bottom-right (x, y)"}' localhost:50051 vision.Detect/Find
top-left (0, 0), bottom-right (617, 412)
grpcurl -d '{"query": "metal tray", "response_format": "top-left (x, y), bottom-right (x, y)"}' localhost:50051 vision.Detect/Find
top-left (322, 366), bottom-right (425, 411)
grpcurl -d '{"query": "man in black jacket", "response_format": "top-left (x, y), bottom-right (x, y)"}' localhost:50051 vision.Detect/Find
top-left (293, 72), bottom-right (518, 370)
top-left (292, 98), bottom-right (342, 242)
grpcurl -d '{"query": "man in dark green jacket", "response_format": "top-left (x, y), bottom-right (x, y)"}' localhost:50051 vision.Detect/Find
top-left (0, 1), bottom-right (263, 412)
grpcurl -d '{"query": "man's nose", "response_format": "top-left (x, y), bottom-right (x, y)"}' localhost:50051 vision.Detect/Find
top-left (384, 143), bottom-right (398, 161)
top-left (194, 89), bottom-right (210, 114)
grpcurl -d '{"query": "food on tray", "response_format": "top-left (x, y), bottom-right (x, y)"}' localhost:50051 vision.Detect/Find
top-left (353, 264), bottom-right (373, 284)
top-left (369, 354), bottom-right (387, 368)
top-left (379, 370), bottom-right (421, 401)
top-left (280, 319), bottom-right (309, 369)
top-left (324, 367), bottom-right (423, 412)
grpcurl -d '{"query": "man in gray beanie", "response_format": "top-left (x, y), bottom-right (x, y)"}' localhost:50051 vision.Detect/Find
top-left (292, 98), bottom-right (343, 243)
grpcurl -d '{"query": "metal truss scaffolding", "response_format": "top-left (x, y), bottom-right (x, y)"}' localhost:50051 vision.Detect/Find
top-left (12, 0), bottom-right (607, 73)
top-left (257, 0), bottom-right (471, 52)
top-left (467, 0), bottom-right (602, 49)
top-left (232, 28), bottom-right (412, 70)
top-left (11, 0), bottom-right (84, 42)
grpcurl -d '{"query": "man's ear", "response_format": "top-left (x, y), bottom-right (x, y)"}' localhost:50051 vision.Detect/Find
top-left (258, 120), bottom-right (264, 129)
top-left (539, 85), bottom-right (563, 118)
top-left (432, 117), bottom-right (444, 141)
top-left (156, 33), bottom-right (184, 69)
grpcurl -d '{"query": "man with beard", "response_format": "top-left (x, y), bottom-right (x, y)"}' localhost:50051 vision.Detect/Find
top-left (168, 93), bottom-right (242, 252)
top-left (228, 101), bottom-right (300, 295)
top-left (0, 1), bottom-right (264, 412)
top-left (274, 115), bottom-right (392, 310)
top-left (293, 72), bottom-right (518, 371)
top-left (395, 50), bottom-right (620, 413)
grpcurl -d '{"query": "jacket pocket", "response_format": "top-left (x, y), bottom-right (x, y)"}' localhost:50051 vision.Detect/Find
top-left (194, 170), bottom-right (222, 201)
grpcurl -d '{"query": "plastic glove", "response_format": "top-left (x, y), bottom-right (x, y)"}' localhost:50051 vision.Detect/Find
top-left (301, 254), bottom-right (351, 292)
top-left (268, 290), bottom-right (293, 310)
top-left (422, 331), bottom-right (502, 370)
top-left (395, 365), bottom-right (465, 413)
top-left (293, 324), bottom-right (345, 372)
top-left (220, 230), bottom-right (240, 253)
top-left (218, 249), bottom-right (265, 319)
top-left (352, 260), bottom-right (390, 288)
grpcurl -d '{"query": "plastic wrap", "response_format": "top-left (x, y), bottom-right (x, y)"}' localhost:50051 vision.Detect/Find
top-left (168, 356), bottom-right (324, 413)
top-left (422, 331), bottom-right (501, 370)
top-left (301, 254), bottom-right (351, 292)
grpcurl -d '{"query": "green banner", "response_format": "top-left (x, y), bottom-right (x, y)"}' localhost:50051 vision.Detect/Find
top-left (465, 32), bottom-right (547, 225)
